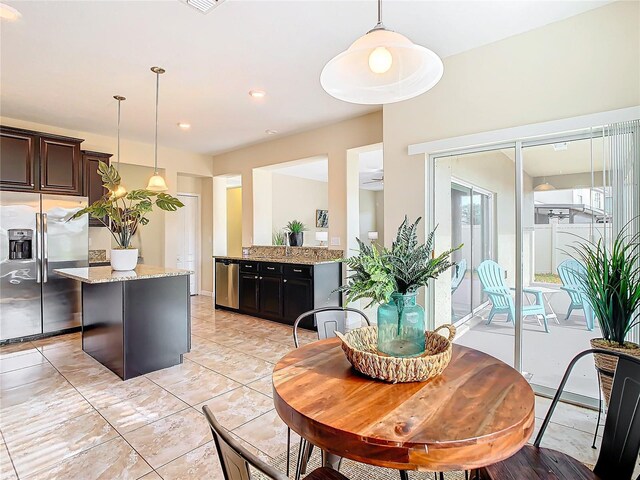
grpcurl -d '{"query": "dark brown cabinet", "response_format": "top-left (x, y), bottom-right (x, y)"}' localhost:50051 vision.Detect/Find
top-left (228, 259), bottom-right (341, 329)
top-left (83, 150), bottom-right (112, 226)
top-left (0, 126), bottom-right (84, 195)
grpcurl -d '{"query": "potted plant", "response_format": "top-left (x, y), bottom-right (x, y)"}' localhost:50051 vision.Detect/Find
top-left (285, 220), bottom-right (306, 247)
top-left (340, 216), bottom-right (460, 357)
top-left (70, 161), bottom-right (184, 271)
top-left (569, 221), bottom-right (640, 404)
top-left (272, 230), bottom-right (286, 246)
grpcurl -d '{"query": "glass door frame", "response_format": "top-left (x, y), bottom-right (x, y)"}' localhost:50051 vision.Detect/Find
top-left (449, 176), bottom-right (495, 326)
top-left (427, 127), bottom-right (638, 407)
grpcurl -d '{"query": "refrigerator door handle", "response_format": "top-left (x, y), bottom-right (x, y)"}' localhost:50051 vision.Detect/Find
top-left (35, 213), bottom-right (42, 284)
top-left (42, 213), bottom-right (48, 283)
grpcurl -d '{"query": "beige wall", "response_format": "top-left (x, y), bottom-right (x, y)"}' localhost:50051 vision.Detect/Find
top-left (226, 187), bottom-right (243, 256)
top-left (383, 1), bottom-right (640, 247)
top-left (271, 174), bottom-right (328, 246)
top-left (211, 111), bottom-right (382, 248)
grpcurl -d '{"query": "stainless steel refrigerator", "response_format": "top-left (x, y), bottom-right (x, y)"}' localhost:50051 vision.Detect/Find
top-left (0, 191), bottom-right (88, 341)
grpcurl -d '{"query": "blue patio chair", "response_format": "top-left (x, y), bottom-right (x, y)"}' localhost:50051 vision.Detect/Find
top-left (451, 258), bottom-right (467, 293)
top-left (477, 260), bottom-right (550, 333)
top-left (557, 259), bottom-right (595, 331)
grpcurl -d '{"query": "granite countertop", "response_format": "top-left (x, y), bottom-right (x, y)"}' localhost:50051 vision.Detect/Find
top-left (54, 265), bottom-right (193, 284)
top-left (213, 255), bottom-right (341, 266)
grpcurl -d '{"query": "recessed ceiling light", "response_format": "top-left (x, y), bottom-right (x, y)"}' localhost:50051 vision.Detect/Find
top-left (249, 90), bottom-right (266, 99)
top-left (265, 129), bottom-right (278, 135)
top-left (177, 123), bottom-right (191, 129)
top-left (0, 3), bottom-right (21, 21)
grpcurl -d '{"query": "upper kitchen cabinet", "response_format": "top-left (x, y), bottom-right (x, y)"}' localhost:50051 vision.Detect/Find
top-left (39, 135), bottom-right (83, 195)
top-left (0, 126), bottom-right (84, 195)
top-left (0, 128), bottom-right (37, 191)
top-left (83, 150), bottom-right (112, 226)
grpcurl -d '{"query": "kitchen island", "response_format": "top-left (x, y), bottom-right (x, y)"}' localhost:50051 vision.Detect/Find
top-left (55, 265), bottom-right (192, 380)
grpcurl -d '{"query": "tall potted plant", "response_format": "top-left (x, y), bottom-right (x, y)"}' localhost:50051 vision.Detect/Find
top-left (285, 220), bottom-right (306, 247)
top-left (70, 162), bottom-right (184, 271)
top-left (569, 221), bottom-right (640, 404)
top-left (340, 216), bottom-right (460, 357)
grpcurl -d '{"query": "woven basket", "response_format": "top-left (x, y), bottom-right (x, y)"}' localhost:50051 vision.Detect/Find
top-left (590, 338), bottom-right (640, 406)
top-left (335, 324), bottom-right (456, 383)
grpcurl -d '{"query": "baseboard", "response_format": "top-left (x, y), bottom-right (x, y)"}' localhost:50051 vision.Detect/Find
top-left (199, 290), bottom-right (213, 297)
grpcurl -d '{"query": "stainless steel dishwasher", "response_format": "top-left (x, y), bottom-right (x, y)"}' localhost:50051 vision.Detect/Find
top-left (215, 259), bottom-right (239, 309)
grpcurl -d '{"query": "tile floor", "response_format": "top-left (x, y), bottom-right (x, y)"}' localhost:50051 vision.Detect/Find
top-left (0, 295), bottom-right (622, 479)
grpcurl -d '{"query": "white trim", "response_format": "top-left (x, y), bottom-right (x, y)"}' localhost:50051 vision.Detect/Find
top-left (409, 106), bottom-right (640, 156)
top-left (177, 192), bottom-right (202, 297)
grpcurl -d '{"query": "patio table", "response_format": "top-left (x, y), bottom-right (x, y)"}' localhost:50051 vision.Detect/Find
top-left (272, 338), bottom-right (535, 473)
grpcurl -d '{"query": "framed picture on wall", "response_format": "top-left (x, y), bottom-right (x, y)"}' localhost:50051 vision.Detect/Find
top-left (316, 209), bottom-right (328, 228)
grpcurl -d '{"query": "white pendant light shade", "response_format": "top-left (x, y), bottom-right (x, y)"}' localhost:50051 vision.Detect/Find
top-left (147, 174), bottom-right (168, 192)
top-left (534, 182), bottom-right (556, 192)
top-left (321, 28), bottom-right (443, 105)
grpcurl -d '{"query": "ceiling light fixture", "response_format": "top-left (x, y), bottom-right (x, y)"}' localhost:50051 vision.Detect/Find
top-left (553, 142), bottom-right (569, 151)
top-left (320, 0), bottom-right (444, 105)
top-left (249, 90), bottom-right (266, 99)
top-left (0, 3), bottom-right (21, 21)
top-left (183, 0), bottom-right (226, 14)
top-left (110, 95), bottom-right (128, 199)
top-left (534, 178), bottom-right (556, 192)
top-left (146, 67), bottom-right (169, 192)
top-left (177, 122), bottom-right (191, 129)
top-left (265, 129), bottom-right (278, 135)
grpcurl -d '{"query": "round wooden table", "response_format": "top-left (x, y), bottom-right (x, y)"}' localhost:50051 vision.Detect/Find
top-left (273, 338), bottom-right (535, 472)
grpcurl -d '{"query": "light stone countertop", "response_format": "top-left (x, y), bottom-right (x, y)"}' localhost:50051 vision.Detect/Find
top-left (213, 255), bottom-right (341, 266)
top-left (54, 265), bottom-right (193, 284)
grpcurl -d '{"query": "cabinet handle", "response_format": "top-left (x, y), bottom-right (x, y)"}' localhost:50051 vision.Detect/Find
top-left (283, 279), bottom-right (287, 283)
top-left (259, 276), bottom-right (263, 280)
top-left (255, 275), bottom-right (259, 279)
top-left (267, 267), bottom-right (275, 270)
top-left (293, 269), bottom-right (302, 273)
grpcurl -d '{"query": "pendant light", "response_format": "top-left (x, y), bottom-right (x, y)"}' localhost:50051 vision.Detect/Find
top-left (534, 177), bottom-right (556, 192)
top-left (146, 66), bottom-right (169, 192)
top-left (320, 0), bottom-right (444, 105)
top-left (110, 95), bottom-right (128, 199)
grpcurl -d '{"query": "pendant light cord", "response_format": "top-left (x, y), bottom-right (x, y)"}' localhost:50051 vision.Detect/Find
top-left (117, 98), bottom-right (121, 172)
top-left (154, 70), bottom-right (159, 175)
top-left (377, 0), bottom-right (382, 24)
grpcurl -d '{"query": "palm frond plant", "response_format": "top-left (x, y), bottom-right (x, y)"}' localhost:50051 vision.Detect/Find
top-left (340, 216), bottom-right (461, 357)
top-left (70, 161), bottom-right (184, 249)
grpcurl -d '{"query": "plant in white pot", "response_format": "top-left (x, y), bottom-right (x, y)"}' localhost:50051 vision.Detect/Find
top-left (70, 161), bottom-right (184, 271)
top-left (568, 220), bottom-right (640, 404)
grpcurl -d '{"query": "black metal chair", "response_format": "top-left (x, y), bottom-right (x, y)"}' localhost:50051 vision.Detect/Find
top-left (477, 348), bottom-right (640, 480)
top-left (289, 307), bottom-right (372, 480)
top-left (203, 405), bottom-right (349, 480)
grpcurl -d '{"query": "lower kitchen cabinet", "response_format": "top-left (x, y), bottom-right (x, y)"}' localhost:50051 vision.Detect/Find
top-left (229, 260), bottom-right (341, 329)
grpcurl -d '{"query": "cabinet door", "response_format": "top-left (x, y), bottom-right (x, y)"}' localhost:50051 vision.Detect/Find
top-left (83, 152), bottom-right (111, 226)
top-left (0, 128), bottom-right (36, 191)
top-left (283, 277), bottom-right (314, 327)
top-left (239, 273), bottom-right (260, 314)
top-left (40, 136), bottom-right (82, 195)
top-left (259, 275), bottom-right (283, 318)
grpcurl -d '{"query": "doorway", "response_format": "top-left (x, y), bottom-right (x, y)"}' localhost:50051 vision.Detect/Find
top-left (177, 193), bottom-right (199, 295)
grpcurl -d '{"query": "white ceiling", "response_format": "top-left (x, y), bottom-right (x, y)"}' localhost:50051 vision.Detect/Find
top-left (0, 1), bottom-right (609, 155)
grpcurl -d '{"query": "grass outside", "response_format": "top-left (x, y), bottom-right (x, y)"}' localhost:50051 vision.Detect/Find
top-left (535, 273), bottom-right (562, 284)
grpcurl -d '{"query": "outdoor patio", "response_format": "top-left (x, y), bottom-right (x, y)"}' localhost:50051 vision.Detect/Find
top-left (454, 281), bottom-right (601, 400)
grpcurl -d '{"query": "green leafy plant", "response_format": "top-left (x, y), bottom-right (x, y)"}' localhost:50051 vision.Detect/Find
top-left (568, 220), bottom-right (640, 346)
top-left (69, 161), bottom-right (184, 249)
top-left (340, 216), bottom-right (461, 307)
top-left (272, 230), bottom-right (286, 246)
top-left (285, 220), bottom-right (306, 234)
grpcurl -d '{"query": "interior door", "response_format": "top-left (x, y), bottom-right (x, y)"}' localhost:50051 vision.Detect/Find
top-left (177, 194), bottom-right (198, 295)
top-left (41, 194), bottom-right (87, 333)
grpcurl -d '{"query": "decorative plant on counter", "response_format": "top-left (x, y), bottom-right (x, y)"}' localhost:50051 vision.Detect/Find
top-left (272, 230), bottom-right (286, 246)
top-left (285, 219), bottom-right (306, 247)
top-left (340, 216), bottom-right (460, 357)
top-left (567, 219), bottom-right (640, 404)
top-left (70, 161), bottom-right (184, 270)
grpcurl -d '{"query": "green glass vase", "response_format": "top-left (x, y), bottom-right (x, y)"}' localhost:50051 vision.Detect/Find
top-left (377, 292), bottom-right (426, 357)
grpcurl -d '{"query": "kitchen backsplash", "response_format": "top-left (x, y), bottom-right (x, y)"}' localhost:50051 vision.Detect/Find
top-left (89, 249), bottom-right (107, 263)
top-left (247, 245), bottom-right (343, 261)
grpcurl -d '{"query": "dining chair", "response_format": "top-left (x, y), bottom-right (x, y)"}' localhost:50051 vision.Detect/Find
top-left (476, 348), bottom-right (640, 480)
top-left (557, 259), bottom-right (595, 331)
top-left (203, 405), bottom-right (350, 480)
top-left (451, 258), bottom-right (467, 294)
top-left (477, 260), bottom-right (549, 332)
